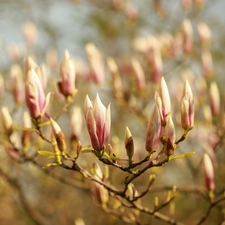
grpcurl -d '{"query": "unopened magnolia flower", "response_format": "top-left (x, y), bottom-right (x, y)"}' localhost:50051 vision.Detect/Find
top-left (84, 94), bottom-right (111, 151)
top-left (25, 69), bottom-right (51, 121)
top-left (1, 107), bottom-right (13, 134)
top-left (50, 118), bottom-right (66, 152)
top-left (124, 126), bottom-right (134, 159)
top-left (85, 43), bottom-right (105, 84)
top-left (180, 80), bottom-right (194, 130)
top-left (201, 51), bottom-right (213, 78)
top-left (158, 77), bottom-right (171, 125)
top-left (197, 22), bottom-right (211, 48)
top-left (0, 74), bottom-right (5, 99)
top-left (10, 64), bottom-right (24, 105)
top-left (58, 50), bottom-right (76, 98)
top-left (70, 106), bottom-right (83, 141)
top-left (131, 57), bottom-right (146, 90)
top-left (24, 56), bottom-right (38, 78)
top-left (163, 116), bottom-right (176, 156)
top-left (203, 153), bottom-right (215, 191)
top-left (145, 105), bottom-right (161, 152)
top-left (181, 19), bottom-right (193, 54)
top-left (209, 81), bottom-right (220, 116)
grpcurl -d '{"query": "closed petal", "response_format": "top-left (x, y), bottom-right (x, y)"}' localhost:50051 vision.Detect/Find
top-left (103, 104), bottom-right (111, 146)
top-left (86, 108), bottom-right (100, 150)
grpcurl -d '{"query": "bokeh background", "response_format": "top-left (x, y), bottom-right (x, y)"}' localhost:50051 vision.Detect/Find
top-left (0, 0), bottom-right (225, 225)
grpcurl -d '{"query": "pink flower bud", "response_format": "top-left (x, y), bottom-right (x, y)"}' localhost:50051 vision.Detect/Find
top-left (85, 43), bottom-right (105, 84)
top-left (201, 51), bottom-right (213, 78)
top-left (1, 107), bottom-right (13, 134)
top-left (164, 116), bottom-right (176, 156)
top-left (107, 57), bottom-right (124, 100)
top-left (145, 105), bottom-right (161, 152)
top-left (50, 118), bottom-right (66, 152)
top-left (10, 64), bottom-right (24, 105)
top-left (209, 81), bottom-right (220, 116)
top-left (203, 153), bottom-right (215, 191)
top-left (84, 94), bottom-right (111, 151)
top-left (181, 19), bottom-right (193, 54)
top-left (197, 22), bottom-right (211, 48)
top-left (124, 126), bottom-right (134, 159)
top-left (35, 64), bottom-right (48, 93)
top-left (25, 69), bottom-right (50, 120)
top-left (180, 80), bottom-right (194, 130)
top-left (58, 50), bottom-right (76, 98)
top-left (158, 77), bottom-right (171, 125)
top-left (70, 106), bottom-right (83, 140)
top-left (131, 57), bottom-right (146, 90)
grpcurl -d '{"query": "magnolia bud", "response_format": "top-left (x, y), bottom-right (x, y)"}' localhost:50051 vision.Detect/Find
top-left (209, 81), bottom-right (220, 116)
top-left (203, 153), bottom-right (215, 191)
top-left (1, 107), bottom-right (13, 135)
top-left (163, 116), bottom-right (176, 156)
top-left (22, 111), bottom-right (32, 147)
top-left (50, 118), bottom-right (66, 152)
top-left (124, 126), bottom-right (134, 160)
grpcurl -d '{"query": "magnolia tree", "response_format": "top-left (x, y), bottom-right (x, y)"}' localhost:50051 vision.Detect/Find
top-left (0, 0), bottom-right (224, 225)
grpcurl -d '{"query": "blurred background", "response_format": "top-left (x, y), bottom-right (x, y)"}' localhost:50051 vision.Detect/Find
top-left (0, 0), bottom-right (225, 225)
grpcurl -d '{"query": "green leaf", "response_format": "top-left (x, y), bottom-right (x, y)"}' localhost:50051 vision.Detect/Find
top-left (170, 152), bottom-right (195, 160)
top-left (38, 151), bottom-right (55, 156)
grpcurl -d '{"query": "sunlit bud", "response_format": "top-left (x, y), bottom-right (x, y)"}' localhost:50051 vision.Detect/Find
top-left (148, 174), bottom-right (156, 188)
top-left (92, 182), bottom-right (109, 207)
top-left (70, 106), bottom-right (83, 141)
top-left (22, 111), bottom-right (32, 147)
top-left (22, 22), bottom-right (38, 46)
top-left (1, 107), bottom-right (13, 134)
top-left (182, 0), bottom-right (192, 9)
top-left (158, 77), bottom-right (171, 125)
top-left (131, 57), bottom-right (146, 90)
top-left (50, 118), bottom-right (66, 152)
top-left (92, 163), bottom-right (103, 181)
top-left (0, 74), bottom-right (5, 99)
top-left (181, 19), bottom-right (193, 54)
top-left (10, 64), bottom-right (24, 105)
top-left (103, 165), bottom-right (109, 181)
top-left (124, 126), bottom-right (134, 159)
top-left (180, 80), bottom-right (194, 130)
top-left (25, 69), bottom-right (51, 120)
top-left (197, 22), bottom-right (211, 48)
top-left (126, 183), bottom-right (138, 200)
top-left (84, 94), bottom-right (111, 151)
top-left (24, 56), bottom-right (38, 78)
top-left (154, 196), bottom-right (159, 208)
top-left (203, 105), bottom-right (212, 125)
top-left (58, 50), bottom-right (76, 98)
top-left (201, 51), bottom-right (213, 78)
top-left (85, 43), bottom-right (104, 84)
top-left (152, 51), bottom-right (163, 83)
top-left (203, 153), bottom-right (215, 191)
top-left (145, 105), bottom-right (161, 152)
top-left (147, 36), bottom-right (163, 83)
top-left (209, 81), bottom-right (220, 116)
top-left (164, 116), bottom-right (176, 156)
top-left (107, 57), bottom-right (123, 100)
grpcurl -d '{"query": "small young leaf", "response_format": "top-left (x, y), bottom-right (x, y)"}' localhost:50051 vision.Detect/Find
top-left (170, 152), bottom-right (195, 160)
